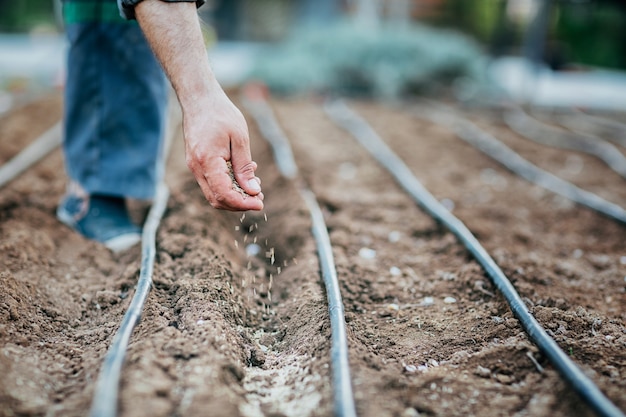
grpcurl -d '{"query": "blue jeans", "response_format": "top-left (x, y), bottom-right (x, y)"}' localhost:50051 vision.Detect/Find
top-left (63, 20), bottom-right (168, 200)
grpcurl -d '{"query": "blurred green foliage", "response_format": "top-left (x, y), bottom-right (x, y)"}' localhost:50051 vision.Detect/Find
top-left (431, 0), bottom-right (626, 70)
top-left (554, 3), bottom-right (626, 70)
top-left (1, 0), bottom-right (624, 70)
top-left (438, 0), bottom-right (504, 43)
top-left (0, 0), bottom-right (58, 32)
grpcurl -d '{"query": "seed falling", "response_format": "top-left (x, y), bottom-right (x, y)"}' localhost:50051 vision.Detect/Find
top-left (265, 247), bottom-right (276, 265)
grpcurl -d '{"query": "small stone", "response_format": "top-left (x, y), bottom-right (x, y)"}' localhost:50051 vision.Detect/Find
top-left (443, 296), bottom-right (457, 304)
top-left (421, 297), bottom-right (434, 306)
top-left (404, 364), bottom-right (418, 373)
top-left (389, 266), bottom-right (402, 276)
top-left (388, 231), bottom-right (401, 243)
top-left (402, 408), bottom-right (420, 417)
top-left (359, 247), bottom-right (376, 259)
top-left (475, 366), bottom-right (491, 378)
top-left (495, 373), bottom-right (515, 384)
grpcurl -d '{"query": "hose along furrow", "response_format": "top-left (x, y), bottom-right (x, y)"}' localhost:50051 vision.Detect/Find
top-left (324, 99), bottom-right (624, 417)
top-left (503, 106), bottom-right (626, 179)
top-left (557, 110), bottom-right (626, 149)
top-left (418, 103), bottom-right (626, 225)
top-left (243, 94), bottom-right (357, 417)
top-left (0, 121), bottom-right (62, 189)
top-left (88, 96), bottom-right (180, 416)
top-left (89, 183), bottom-right (169, 417)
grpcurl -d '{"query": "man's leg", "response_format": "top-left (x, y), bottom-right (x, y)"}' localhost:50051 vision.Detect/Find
top-left (60, 1), bottom-right (168, 252)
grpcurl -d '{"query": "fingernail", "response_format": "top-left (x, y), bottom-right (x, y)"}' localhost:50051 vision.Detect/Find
top-left (247, 179), bottom-right (261, 192)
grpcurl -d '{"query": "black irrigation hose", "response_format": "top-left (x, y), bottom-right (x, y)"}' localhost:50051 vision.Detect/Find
top-left (503, 106), bottom-right (626, 179)
top-left (559, 110), bottom-right (626, 149)
top-left (0, 121), bottom-right (62, 189)
top-left (242, 93), bottom-right (357, 417)
top-left (419, 103), bottom-right (626, 226)
top-left (242, 93), bottom-right (298, 180)
top-left (301, 188), bottom-right (357, 417)
top-left (324, 99), bottom-right (625, 417)
top-left (90, 183), bottom-right (169, 417)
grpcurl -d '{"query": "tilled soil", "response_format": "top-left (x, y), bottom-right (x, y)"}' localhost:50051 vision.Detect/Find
top-left (0, 93), bottom-right (624, 417)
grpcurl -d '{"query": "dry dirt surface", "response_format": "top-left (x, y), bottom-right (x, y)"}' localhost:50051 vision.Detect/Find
top-left (0, 93), bottom-right (624, 417)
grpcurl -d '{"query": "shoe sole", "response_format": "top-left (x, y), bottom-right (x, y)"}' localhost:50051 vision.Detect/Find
top-left (57, 205), bottom-right (141, 253)
top-left (104, 233), bottom-right (141, 253)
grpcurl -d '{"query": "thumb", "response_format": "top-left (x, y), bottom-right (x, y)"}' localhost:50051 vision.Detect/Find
top-left (231, 156), bottom-right (261, 196)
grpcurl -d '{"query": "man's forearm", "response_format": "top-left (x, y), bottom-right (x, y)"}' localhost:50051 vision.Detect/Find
top-left (134, 0), bottom-right (217, 115)
top-left (132, 0), bottom-right (263, 211)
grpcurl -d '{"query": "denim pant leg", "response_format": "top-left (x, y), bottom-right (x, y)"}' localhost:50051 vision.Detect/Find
top-left (63, 22), bottom-right (168, 200)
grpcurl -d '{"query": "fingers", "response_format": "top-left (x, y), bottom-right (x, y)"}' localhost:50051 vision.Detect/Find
top-left (190, 156), bottom-right (264, 211)
top-left (182, 95), bottom-right (263, 211)
top-left (229, 129), bottom-right (264, 198)
top-left (233, 160), bottom-right (262, 197)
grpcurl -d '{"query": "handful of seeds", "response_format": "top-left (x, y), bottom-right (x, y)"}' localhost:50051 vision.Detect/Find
top-left (226, 160), bottom-right (250, 198)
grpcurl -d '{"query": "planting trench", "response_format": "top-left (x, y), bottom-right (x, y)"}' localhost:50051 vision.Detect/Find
top-left (0, 93), bottom-right (625, 417)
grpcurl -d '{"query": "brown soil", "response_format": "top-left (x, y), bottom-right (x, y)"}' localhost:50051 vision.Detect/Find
top-left (0, 93), bottom-right (624, 417)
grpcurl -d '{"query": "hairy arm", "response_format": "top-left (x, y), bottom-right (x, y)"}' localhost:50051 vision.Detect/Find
top-left (134, 0), bottom-right (263, 211)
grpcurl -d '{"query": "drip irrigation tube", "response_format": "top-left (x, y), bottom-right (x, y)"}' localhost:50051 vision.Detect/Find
top-left (418, 103), bottom-right (626, 225)
top-left (0, 121), bottom-right (62, 189)
top-left (89, 183), bottom-right (169, 417)
top-left (503, 106), bottom-right (626, 179)
top-left (324, 99), bottom-right (625, 417)
top-left (242, 92), bottom-right (357, 417)
top-left (301, 189), bottom-right (357, 417)
top-left (241, 92), bottom-right (298, 180)
top-left (560, 110), bottom-right (626, 149)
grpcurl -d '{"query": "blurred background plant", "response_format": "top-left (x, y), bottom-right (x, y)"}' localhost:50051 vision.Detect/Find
top-left (1, 0), bottom-right (625, 105)
top-left (0, 0), bottom-right (59, 33)
top-left (2, 0), bottom-right (624, 70)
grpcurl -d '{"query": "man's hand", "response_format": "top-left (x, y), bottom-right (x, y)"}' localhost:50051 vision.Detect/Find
top-left (135, 0), bottom-right (263, 211)
top-left (183, 86), bottom-right (263, 210)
